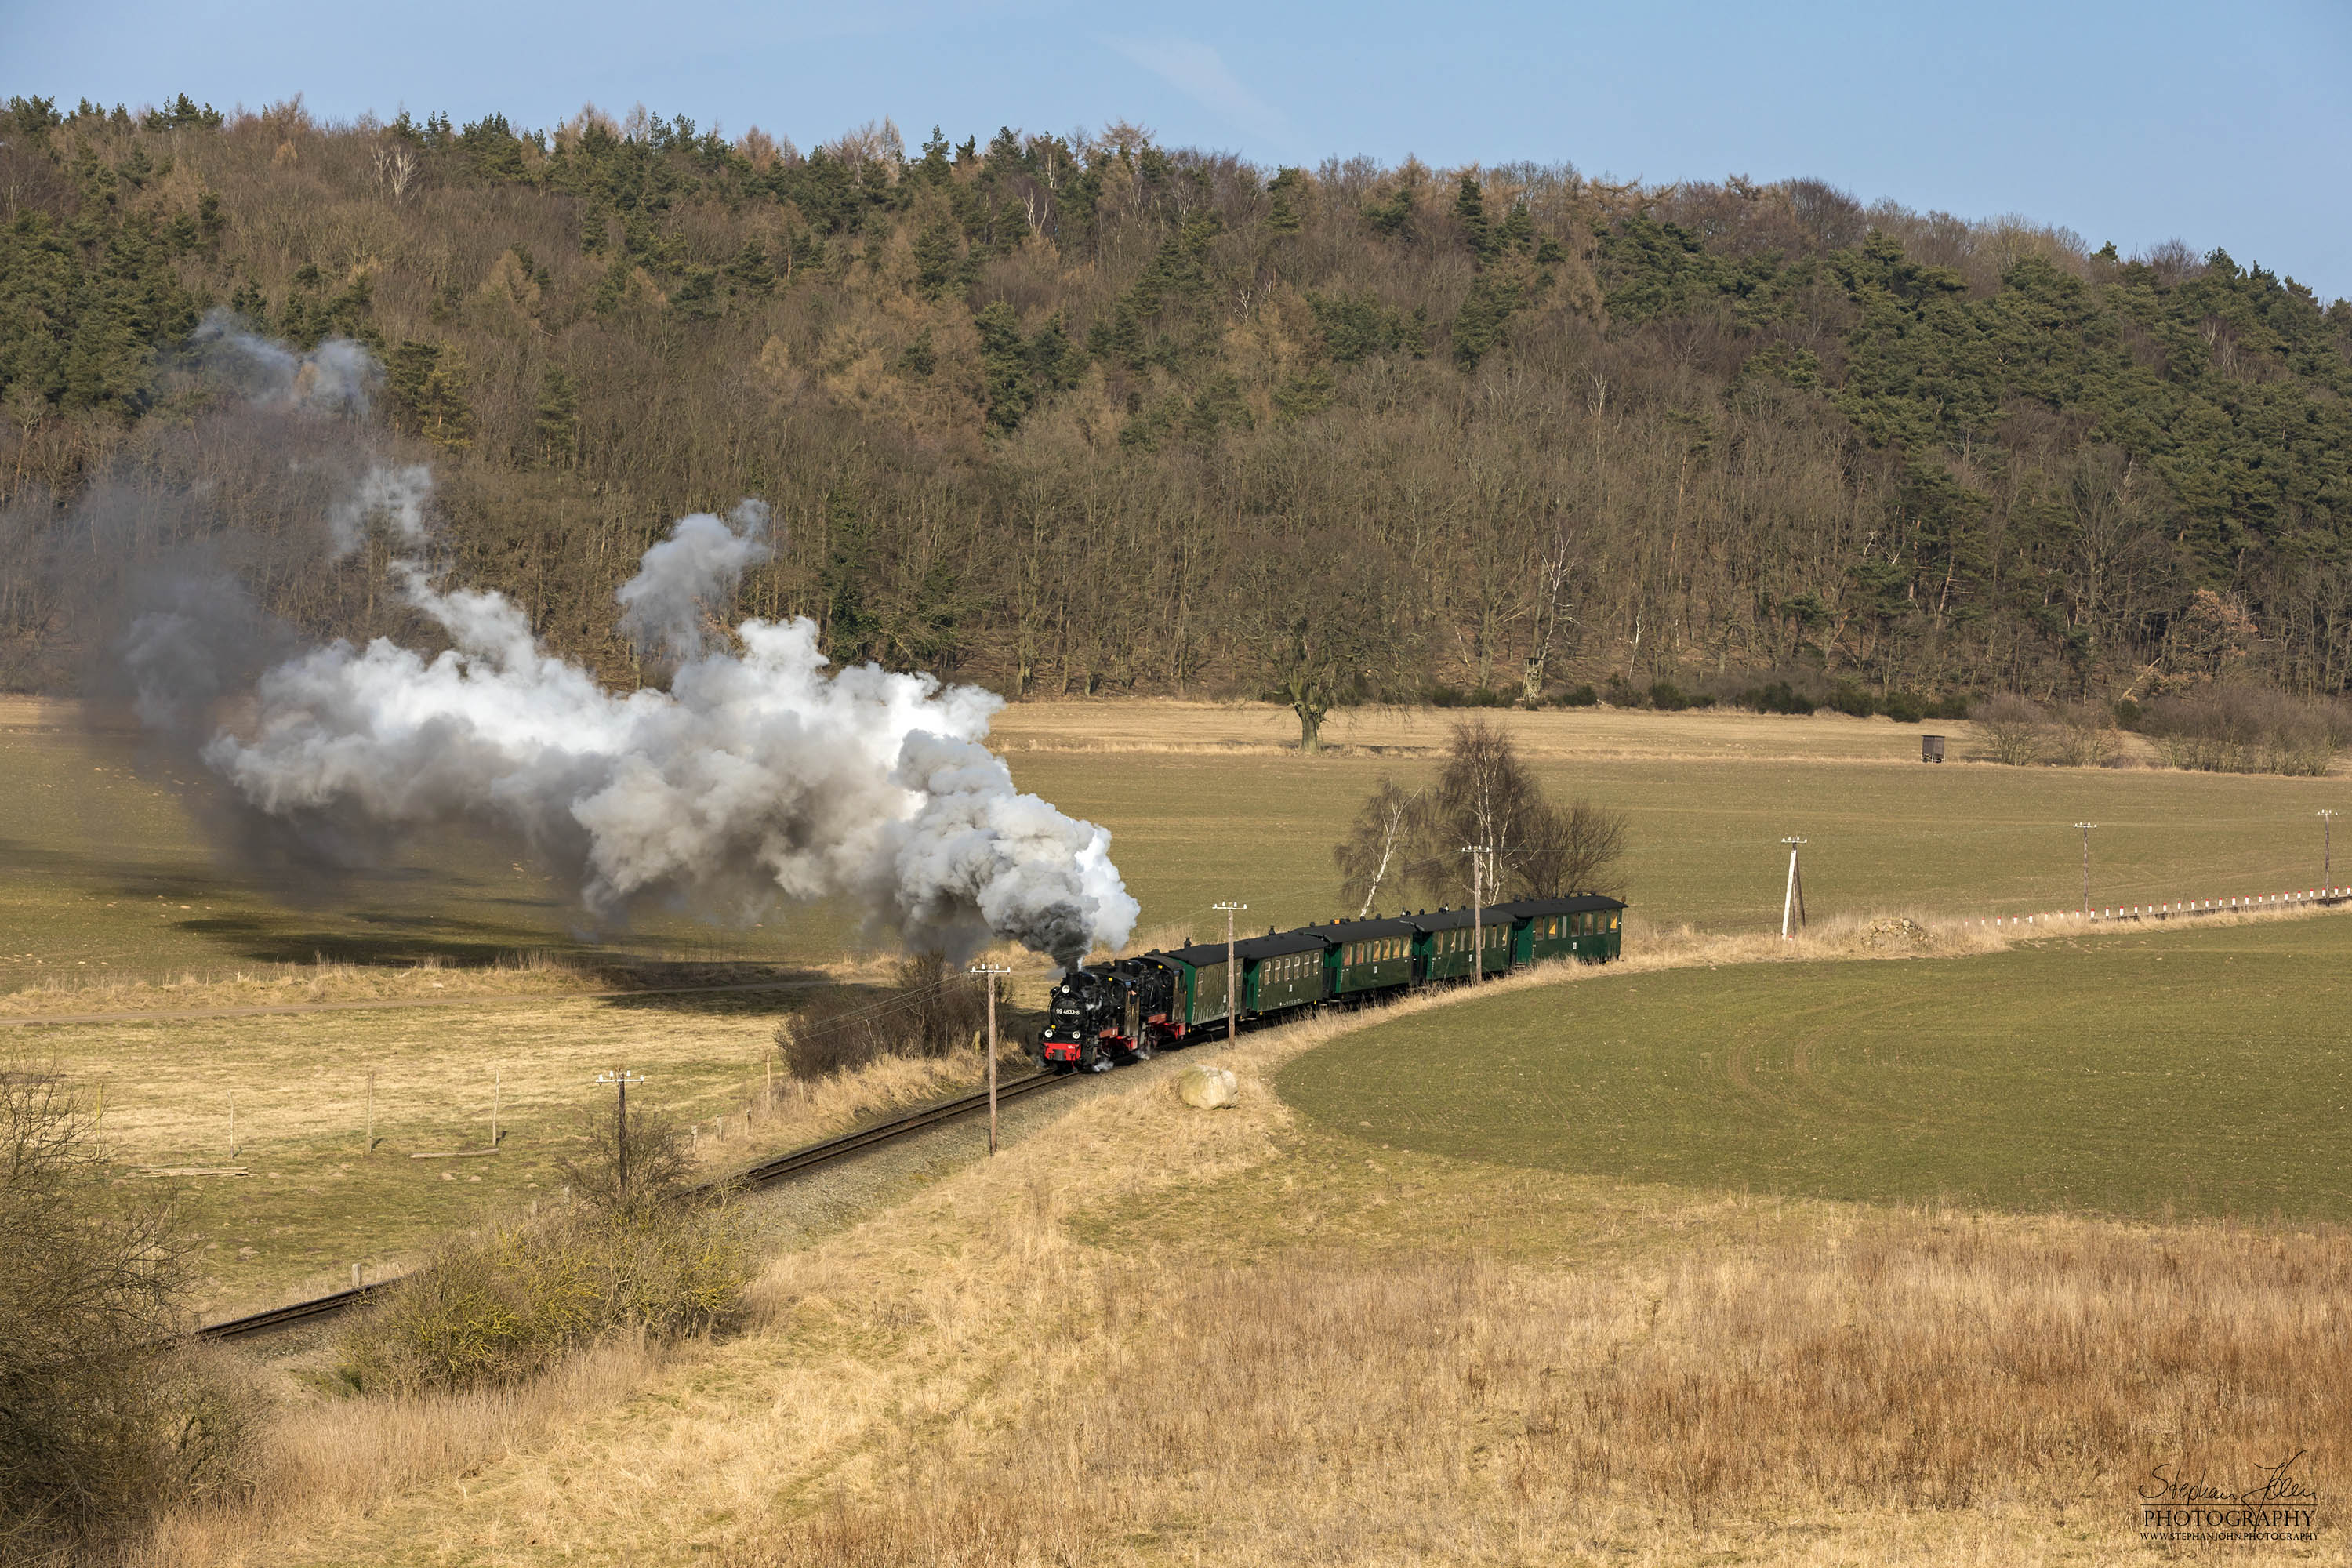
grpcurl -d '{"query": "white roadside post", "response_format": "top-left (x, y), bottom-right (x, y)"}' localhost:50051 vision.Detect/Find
top-left (1780, 837), bottom-right (1809, 940)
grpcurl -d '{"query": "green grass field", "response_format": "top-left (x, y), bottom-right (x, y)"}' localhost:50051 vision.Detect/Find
top-left (1014, 748), bottom-right (2352, 945)
top-left (1279, 917), bottom-right (2352, 1221)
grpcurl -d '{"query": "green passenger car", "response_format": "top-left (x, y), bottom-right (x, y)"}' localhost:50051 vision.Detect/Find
top-left (1295, 916), bottom-right (1419, 996)
top-left (1499, 895), bottom-right (1628, 965)
top-left (1406, 905), bottom-right (1515, 979)
top-left (1154, 931), bottom-right (1328, 1029)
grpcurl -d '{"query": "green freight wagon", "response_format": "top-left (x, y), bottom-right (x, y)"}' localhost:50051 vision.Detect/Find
top-left (1497, 895), bottom-right (1626, 964)
top-left (1295, 916), bottom-right (1419, 998)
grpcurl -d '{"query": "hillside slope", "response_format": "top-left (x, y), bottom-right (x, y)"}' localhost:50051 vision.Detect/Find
top-left (4, 94), bottom-right (2350, 707)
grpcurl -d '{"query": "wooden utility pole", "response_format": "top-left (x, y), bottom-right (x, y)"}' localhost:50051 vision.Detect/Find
top-left (1780, 837), bottom-right (1809, 939)
top-left (2075, 823), bottom-right (2096, 915)
top-left (593, 1069), bottom-right (644, 1189)
top-left (2321, 810), bottom-right (2337, 887)
top-left (969, 963), bottom-right (1012, 1154)
top-left (1461, 846), bottom-right (1490, 980)
top-left (1213, 902), bottom-right (1247, 1041)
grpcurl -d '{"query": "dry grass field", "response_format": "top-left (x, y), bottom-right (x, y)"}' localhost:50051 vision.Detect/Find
top-left (0, 697), bottom-right (840, 993)
top-left (12, 989), bottom-right (1033, 1315)
top-left (125, 923), bottom-right (2347, 1567)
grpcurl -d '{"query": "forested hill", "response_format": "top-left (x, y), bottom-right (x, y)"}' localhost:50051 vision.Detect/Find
top-left (4, 93), bottom-right (2350, 718)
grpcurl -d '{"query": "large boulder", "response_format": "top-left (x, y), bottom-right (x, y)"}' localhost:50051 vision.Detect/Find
top-left (1175, 1065), bottom-right (1239, 1109)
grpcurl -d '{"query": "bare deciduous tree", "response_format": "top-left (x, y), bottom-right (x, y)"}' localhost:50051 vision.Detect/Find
top-left (1334, 777), bottom-right (1423, 916)
top-left (1235, 532), bottom-right (1414, 753)
top-left (1338, 721), bottom-right (1628, 912)
top-left (372, 140), bottom-right (416, 205)
top-left (1973, 694), bottom-right (2052, 765)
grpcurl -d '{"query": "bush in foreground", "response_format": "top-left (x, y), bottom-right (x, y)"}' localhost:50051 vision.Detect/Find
top-left (339, 1113), bottom-right (745, 1394)
top-left (1, 1060), bottom-right (256, 1556)
top-left (776, 955), bottom-right (993, 1081)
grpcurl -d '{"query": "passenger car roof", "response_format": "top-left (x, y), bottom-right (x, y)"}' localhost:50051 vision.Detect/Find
top-left (1491, 895), bottom-right (1628, 919)
top-left (1293, 916), bottom-right (1420, 943)
top-left (1403, 905), bottom-right (1517, 933)
top-left (1152, 931), bottom-right (1328, 967)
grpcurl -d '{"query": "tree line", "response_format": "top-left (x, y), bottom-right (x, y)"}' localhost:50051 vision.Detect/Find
top-left (5, 93), bottom-right (2350, 742)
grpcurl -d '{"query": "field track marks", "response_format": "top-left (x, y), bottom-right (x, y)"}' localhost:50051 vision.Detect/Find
top-left (0, 977), bottom-right (827, 1028)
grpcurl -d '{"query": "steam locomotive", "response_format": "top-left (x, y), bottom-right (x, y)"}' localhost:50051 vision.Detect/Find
top-left (1036, 894), bottom-right (1625, 1071)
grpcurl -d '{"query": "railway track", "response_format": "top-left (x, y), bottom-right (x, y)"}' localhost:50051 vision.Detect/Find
top-left (194, 1069), bottom-right (1075, 1344)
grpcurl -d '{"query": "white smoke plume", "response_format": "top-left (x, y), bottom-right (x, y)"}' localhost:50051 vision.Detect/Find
top-left (191, 309), bottom-right (379, 416)
top-left (186, 468), bottom-right (1138, 969)
top-left (615, 500), bottom-right (773, 659)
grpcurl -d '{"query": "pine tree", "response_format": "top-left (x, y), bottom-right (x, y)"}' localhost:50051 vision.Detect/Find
top-left (1454, 173), bottom-right (1490, 261)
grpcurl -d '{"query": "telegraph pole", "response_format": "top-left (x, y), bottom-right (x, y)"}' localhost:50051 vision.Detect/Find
top-left (593, 1069), bottom-right (644, 1189)
top-left (1461, 846), bottom-right (1491, 979)
top-left (1213, 901), bottom-right (1246, 1041)
top-left (2075, 823), bottom-right (2097, 914)
top-left (969, 963), bottom-right (1012, 1154)
top-left (2321, 810), bottom-right (2338, 888)
top-left (1780, 837), bottom-right (1808, 940)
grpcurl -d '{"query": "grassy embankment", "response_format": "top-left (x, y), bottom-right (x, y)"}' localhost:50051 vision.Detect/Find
top-left (130, 913), bottom-right (2350, 1567)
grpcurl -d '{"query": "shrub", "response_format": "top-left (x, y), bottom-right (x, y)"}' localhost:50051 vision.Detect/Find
top-left (1737, 681), bottom-right (1816, 716)
top-left (1927, 694), bottom-right (1973, 721)
top-left (2139, 687), bottom-right (2350, 776)
top-left (1881, 691), bottom-right (1927, 724)
top-left (1972, 694), bottom-right (2051, 765)
top-left (1648, 681), bottom-right (1693, 711)
top-left (1828, 682), bottom-right (1878, 718)
top-left (341, 1109), bottom-right (746, 1393)
top-left (341, 1207), bottom-right (746, 1393)
top-left (777, 953), bottom-right (992, 1082)
top-left (2, 1059), bottom-right (257, 1552)
top-left (1556, 684), bottom-right (1599, 708)
top-left (2114, 697), bottom-right (2143, 731)
top-left (2046, 702), bottom-right (2120, 768)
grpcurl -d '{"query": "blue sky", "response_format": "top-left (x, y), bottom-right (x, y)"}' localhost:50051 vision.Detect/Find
top-left (9, 0), bottom-right (2350, 299)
